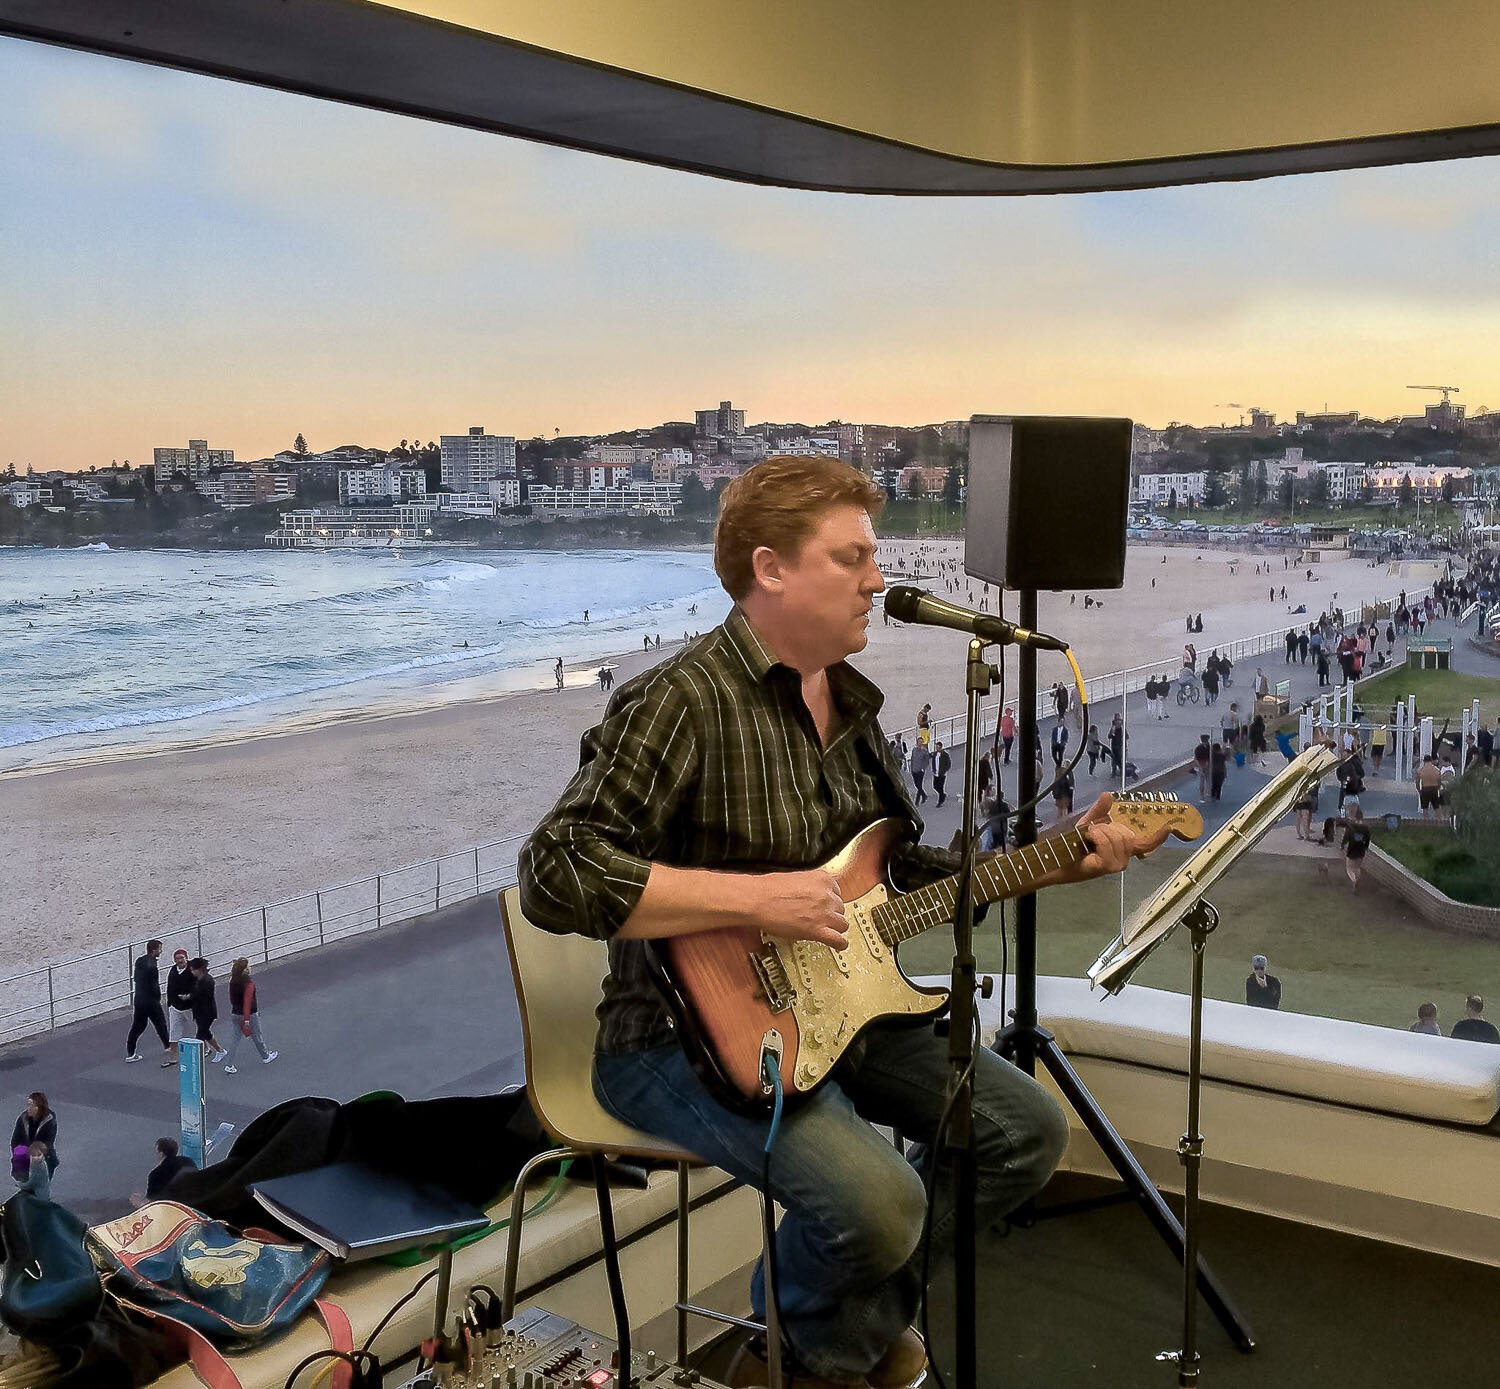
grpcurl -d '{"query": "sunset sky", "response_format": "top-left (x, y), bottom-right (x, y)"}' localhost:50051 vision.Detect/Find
top-left (3, 34), bottom-right (1499, 472)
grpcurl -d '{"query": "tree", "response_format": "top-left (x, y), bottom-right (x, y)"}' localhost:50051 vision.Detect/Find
top-left (1399, 473), bottom-right (1414, 507)
top-left (294, 433), bottom-right (309, 456)
top-left (942, 464), bottom-right (961, 507)
top-left (1309, 469), bottom-right (1329, 504)
top-left (1441, 473), bottom-right (1456, 502)
top-left (1276, 473), bottom-right (1294, 508)
top-left (1253, 459), bottom-right (1268, 506)
top-left (1204, 471), bottom-right (1227, 508)
top-left (677, 476), bottom-right (710, 517)
top-left (1168, 488), bottom-right (1178, 510)
top-left (905, 471), bottom-right (924, 500)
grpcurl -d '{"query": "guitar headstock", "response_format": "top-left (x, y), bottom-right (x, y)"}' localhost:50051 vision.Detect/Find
top-left (1100, 791), bottom-right (1204, 843)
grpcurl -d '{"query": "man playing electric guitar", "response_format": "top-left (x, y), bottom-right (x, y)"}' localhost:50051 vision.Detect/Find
top-left (519, 455), bottom-right (1167, 1389)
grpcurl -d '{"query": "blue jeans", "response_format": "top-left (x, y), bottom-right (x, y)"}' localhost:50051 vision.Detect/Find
top-left (594, 1025), bottom-right (1067, 1380)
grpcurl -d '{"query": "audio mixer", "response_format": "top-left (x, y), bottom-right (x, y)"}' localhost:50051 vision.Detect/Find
top-left (392, 1305), bottom-right (732, 1389)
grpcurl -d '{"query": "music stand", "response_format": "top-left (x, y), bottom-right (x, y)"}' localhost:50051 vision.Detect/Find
top-left (1090, 747), bottom-right (1338, 1384)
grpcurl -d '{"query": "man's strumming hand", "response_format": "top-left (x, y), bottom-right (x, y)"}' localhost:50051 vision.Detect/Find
top-left (750, 868), bottom-right (849, 950)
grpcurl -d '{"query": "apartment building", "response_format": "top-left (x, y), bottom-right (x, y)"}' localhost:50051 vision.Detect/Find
top-left (439, 426), bottom-right (517, 491)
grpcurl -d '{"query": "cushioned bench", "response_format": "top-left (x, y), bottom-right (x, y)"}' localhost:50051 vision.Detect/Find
top-left (916, 974), bottom-right (1500, 1126)
top-left (914, 973), bottom-right (1500, 1264)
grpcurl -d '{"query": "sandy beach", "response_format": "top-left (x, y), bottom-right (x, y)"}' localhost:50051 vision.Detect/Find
top-left (0, 540), bottom-right (1427, 970)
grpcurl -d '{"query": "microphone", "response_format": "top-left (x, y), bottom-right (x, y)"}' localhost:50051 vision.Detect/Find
top-left (883, 585), bottom-right (1069, 651)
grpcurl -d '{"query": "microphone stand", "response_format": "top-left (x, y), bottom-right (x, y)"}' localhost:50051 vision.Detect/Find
top-left (944, 635), bottom-right (1000, 1389)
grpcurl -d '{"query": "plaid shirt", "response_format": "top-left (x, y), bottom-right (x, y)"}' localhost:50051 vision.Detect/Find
top-left (517, 607), bottom-right (958, 1054)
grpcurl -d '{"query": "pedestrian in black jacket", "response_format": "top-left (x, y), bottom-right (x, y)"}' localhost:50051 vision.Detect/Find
top-left (11, 1091), bottom-right (58, 1177)
top-left (126, 938), bottom-right (171, 1064)
top-left (164, 948), bottom-right (195, 1066)
top-left (188, 959), bottom-right (227, 1062)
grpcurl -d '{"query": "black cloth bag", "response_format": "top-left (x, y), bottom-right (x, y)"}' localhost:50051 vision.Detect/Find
top-left (162, 1090), bottom-right (547, 1232)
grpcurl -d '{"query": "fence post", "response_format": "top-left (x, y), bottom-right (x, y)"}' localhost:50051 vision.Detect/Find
top-left (376, 874), bottom-right (382, 930)
top-left (261, 906), bottom-right (269, 962)
top-left (196, 924), bottom-right (203, 959)
top-left (475, 846), bottom-right (481, 895)
top-left (436, 861), bottom-right (442, 913)
top-left (316, 890), bottom-right (324, 946)
top-left (48, 968), bottom-right (55, 1030)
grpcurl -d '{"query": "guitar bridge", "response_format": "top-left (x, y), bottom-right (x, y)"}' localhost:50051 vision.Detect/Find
top-left (749, 945), bottom-right (794, 1012)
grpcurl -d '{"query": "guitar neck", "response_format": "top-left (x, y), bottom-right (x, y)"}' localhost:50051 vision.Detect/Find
top-left (872, 826), bottom-right (1093, 947)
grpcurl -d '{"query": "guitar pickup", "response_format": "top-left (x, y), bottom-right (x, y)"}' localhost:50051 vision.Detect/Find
top-left (750, 946), bottom-right (794, 1012)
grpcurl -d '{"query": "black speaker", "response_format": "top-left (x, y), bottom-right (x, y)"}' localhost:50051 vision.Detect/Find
top-left (964, 415), bottom-right (1131, 591)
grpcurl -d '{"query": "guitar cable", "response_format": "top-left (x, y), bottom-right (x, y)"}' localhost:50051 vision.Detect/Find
top-left (760, 1049), bottom-right (787, 1381)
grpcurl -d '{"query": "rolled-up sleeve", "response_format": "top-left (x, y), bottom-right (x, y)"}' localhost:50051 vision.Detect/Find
top-left (517, 673), bottom-right (700, 940)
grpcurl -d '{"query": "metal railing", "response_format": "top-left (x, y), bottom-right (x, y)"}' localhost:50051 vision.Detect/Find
top-left (0, 833), bottom-right (528, 1046)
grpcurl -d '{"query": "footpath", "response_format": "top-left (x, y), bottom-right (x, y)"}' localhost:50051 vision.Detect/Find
top-left (4, 608), bottom-right (1477, 1215)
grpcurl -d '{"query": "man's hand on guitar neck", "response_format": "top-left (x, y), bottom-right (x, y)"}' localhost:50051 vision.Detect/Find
top-left (1037, 792), bottom-right (1172, 887)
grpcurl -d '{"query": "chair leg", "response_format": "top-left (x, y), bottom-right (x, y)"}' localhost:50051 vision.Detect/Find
top-left (502, 1146), bottom-right (575, 1321)
top-left (677, 1162), bottom-right (690, 1367)
top-left (595, 1164), bottom-right (633, 1388)
top-left (762, 1193), bottom-right (783, 1389)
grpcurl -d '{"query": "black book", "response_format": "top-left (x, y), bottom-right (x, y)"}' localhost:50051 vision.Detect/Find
top-left (250, 1162), bottom-right (490, 1261)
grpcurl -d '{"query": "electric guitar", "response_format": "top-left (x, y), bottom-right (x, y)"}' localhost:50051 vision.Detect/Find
top-left (649, 791), bottom-right (1204, 1113)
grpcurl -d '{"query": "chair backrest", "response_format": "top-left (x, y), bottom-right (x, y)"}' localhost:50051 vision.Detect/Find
top-left (498, 886), bottom-right (697, 1163)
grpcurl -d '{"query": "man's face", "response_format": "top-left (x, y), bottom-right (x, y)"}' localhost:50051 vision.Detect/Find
top-left (174, 952), bottom-right (188, 969)
top-left (762, 505), bottom-right (884, 662)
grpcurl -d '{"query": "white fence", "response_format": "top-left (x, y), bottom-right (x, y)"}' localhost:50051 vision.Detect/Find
top-left (0, 834), bottom-right (527, 1046)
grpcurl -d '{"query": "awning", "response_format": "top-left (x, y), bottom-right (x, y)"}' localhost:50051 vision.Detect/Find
top-left (3, 2), bottom-right (1499, 193)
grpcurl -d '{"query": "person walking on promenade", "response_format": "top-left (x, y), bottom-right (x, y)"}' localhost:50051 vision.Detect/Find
top-left (126, 938), bottom-right (171, 1064)
top-left (1210, 742), bottom-right (1227, 801)
top-left (1193, 734), bottom-right (1212, 802)
top-left (1086, 724), bottom-right (1104, 775)
top-left (916, 702), bottom-right (932, 747)
top-left (977, 749), bottom-right (993, 805)
top-left (1249, 711), bottom-right (1267, 767)
top-left (11, 1093), bottom-right (58, 1182)
top-left (1202, 660), bottom-right (1220, 706)
top-left (932, 741), bottom-right (952, 808)
top-left (222, 959), bottom-right (278, 1073)
top-left (1298, 629), bottom-right (1309, 663)
top-left (1341, 805), bottom-right (1370, 890)
top-left (555, 657), bottom-right (565, 691)
top-left (1416, 755), bottom-right (1443, 821)
top-left (1285, 628), bottom-right (1297, 663)
top-left (1108, 715), bottom-right (1125, 779)
top-left (188, 959), bottom-right (227, 1063)
top-left (1050, 720), bottom-right (1070, 768)
top-left (999, 705), bottom-right (1015, 764)
top-left (909, 737), bottom-right (931, 805)
top-left (165, 948), bottom-right (195, 1067)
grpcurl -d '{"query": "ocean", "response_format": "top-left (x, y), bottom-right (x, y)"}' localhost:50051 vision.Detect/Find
top-left (0, 545), bottom-right (728, 766)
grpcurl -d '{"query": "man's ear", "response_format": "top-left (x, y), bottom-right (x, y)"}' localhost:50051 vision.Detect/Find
top-left (749, 544), bottom-right (784, 596)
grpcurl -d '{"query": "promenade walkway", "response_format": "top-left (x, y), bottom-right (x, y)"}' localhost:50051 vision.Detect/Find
top-left (5, 607), bottom-right (1478, 1217)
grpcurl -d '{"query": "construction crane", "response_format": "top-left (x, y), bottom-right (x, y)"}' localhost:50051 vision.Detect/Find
top-left (1408, 385), bottom-right (1461, 404)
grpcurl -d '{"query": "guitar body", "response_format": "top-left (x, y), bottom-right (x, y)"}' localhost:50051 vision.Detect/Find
top-left (652, 819), bottom-right (949, 1114)
top-left (648, 792), bottom-right (1201, 1114)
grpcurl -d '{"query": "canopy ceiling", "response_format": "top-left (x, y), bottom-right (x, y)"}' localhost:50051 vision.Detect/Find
top-left (4, 1), bottom-right (1500, 193)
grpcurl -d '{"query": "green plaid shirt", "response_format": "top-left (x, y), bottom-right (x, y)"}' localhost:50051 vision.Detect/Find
top-left (517, 606), bottom-right (958, 1054)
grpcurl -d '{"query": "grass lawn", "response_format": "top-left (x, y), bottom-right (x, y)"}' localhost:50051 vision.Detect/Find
top-left (1372, 825), bottom-right (1500, 908)
top-left (1355, 665), bottom-right (1500, 723)
top-left (897, 847), bottom-right (1500, 1034)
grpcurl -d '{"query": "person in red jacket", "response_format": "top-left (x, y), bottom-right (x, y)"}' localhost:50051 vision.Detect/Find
top-left (221, 958), bottom-right (279, 1074)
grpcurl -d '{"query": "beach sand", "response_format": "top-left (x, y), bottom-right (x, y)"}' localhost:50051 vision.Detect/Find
top-left (0, 541), bottom-right (1421, 969)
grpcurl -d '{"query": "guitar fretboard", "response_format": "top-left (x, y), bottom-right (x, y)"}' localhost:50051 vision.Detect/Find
top-left (870, 827), bottom-right (1093, 946)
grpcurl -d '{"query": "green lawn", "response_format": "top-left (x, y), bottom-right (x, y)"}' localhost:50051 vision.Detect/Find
top-left (1373, 825), bottom-right (1500, 908)
top-left (896, 847), bottom-right (1499, 1033)
top-left (1355, 665), bottom-right (1500, 723)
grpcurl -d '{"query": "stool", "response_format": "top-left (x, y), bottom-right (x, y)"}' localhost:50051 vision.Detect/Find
top-left (498, 887), bottom-right (781, 1385)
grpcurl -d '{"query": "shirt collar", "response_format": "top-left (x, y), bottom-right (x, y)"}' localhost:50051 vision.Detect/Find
top-left (724, 606), bottom-right (885, 725)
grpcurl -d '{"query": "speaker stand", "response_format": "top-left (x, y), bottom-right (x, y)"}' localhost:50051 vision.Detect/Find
top-left (994, 588), bottom-right (1256, 1355)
